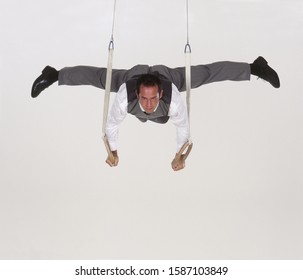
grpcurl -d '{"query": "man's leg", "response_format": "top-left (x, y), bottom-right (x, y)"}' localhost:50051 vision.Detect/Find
top-left (201, 57), bottom-right (280, 88)
top-left (152, 57), bottom-right (279, 92)
top-left (31, 64), bottom-right (151, 98)
top-left (58, 66), bottom-right (108, 89)
top-left (191, 61), bottom-right (251, 88)
top-left (151, 61), bottom-right (250, 92)
top-left (31, 65), bottom-right (107, 98)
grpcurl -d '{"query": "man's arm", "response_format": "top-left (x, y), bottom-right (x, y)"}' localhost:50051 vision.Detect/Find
top-left (105, 83), bottom-right (128, 166)
top-left (168, 84), bottom-right (190, 171)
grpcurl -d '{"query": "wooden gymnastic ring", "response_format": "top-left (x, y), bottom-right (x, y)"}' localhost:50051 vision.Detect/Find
top-left (175, 141), bottom-right (193, 161)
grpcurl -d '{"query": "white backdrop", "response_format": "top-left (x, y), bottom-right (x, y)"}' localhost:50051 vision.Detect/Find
top-left (1, 0), bottom-right (302, 259)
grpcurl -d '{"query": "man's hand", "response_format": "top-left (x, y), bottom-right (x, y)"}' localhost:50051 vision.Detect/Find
top-left (171, 153), bottom-right (186, 171)
top-left (106, 150), bottom-right (119, 167)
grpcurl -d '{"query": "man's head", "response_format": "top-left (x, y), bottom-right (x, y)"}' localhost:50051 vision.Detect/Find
top-left (136, 74), bottom-right (163, 114)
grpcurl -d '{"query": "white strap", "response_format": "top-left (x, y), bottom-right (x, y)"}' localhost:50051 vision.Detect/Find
top-left (184, 0), bottom-right (192, 144)
top-left (102, 45), bottom-right (114, 137)
top-left (102, 0), bottom-right (117, 138)
top-left (185, 44), bottom-right (192, 143)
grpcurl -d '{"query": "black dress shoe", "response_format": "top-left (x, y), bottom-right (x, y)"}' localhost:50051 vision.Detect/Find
top-left (31, 66), bottom-right (58, 98)
top-left (251, 56), bottom-right (280, 88)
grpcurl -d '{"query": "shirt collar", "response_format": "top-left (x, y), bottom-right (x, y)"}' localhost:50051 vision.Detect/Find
top-left (138, 100), bottom-right (160, 113)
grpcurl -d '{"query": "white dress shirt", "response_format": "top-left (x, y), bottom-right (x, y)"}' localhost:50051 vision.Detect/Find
top-left (105, 83), bottom-right (189, 152)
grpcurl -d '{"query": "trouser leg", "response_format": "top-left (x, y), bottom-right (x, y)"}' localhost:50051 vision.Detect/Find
top-left (191, 61), bottom-right (250, 87)
top-left (58, 65), bottom-right (151, 92)
top-left (58, 66), bottom-right (108, 89)
top-left (152, 61), bottom-right (251, 92)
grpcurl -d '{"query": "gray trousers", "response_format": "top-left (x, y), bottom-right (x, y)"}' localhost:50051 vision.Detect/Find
top-left (58, 62), bottom-right (251, 93)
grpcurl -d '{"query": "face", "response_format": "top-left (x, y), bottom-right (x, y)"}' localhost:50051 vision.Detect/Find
top-left (137, 85), bottom-right (163, 114)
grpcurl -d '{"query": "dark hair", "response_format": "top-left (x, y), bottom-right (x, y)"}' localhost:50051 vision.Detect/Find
top-left (136, 73), bottom-right (161, 94)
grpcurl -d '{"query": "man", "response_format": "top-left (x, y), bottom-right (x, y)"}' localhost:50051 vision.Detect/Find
top-left (31, 57), bottom-right (280, 171)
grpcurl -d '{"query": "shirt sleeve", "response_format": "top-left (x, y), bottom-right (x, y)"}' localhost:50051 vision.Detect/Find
top-left (168, 84), bottom-right (190, 152)
top-left (105, 83), bottom-right (128, 151)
